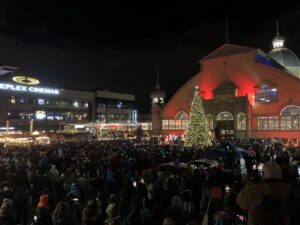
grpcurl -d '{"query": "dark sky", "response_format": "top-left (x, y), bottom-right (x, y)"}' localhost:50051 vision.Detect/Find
top-left (0, 1), bottom-right (300, 113)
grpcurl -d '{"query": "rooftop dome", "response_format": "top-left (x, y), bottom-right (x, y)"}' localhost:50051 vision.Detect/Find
top-left (268, 47), bottom-right (300, 68)
top-left (268, 21), bottom-right (300, 77)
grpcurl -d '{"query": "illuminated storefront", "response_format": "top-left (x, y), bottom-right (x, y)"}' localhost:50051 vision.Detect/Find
top-left (0, 76), bottom-right (136, 131)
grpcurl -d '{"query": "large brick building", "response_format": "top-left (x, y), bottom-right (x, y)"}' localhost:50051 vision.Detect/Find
top-left (151, 31), bottom-right (300, 140)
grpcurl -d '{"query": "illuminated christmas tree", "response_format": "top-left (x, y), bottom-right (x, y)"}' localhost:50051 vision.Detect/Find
top-left (184, 86), bottom-right (212, 148)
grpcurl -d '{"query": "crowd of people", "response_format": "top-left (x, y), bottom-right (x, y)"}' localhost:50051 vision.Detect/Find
top-left (0, 139), bottom-right (298, 225)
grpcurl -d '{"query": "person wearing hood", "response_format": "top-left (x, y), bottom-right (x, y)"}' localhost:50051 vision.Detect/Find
top-left (165, 196), bottom-right (187, 225)
top-left (36, 194), bottom-right (52, 225)
top-left (0, 198), bottom-right (16, 225)
top-left (82, 200), bottom-right (103, 225)
top-left (52, 201), bottom-right (77, 225)
top-left (49, 165), bottom-right (59, 194)
top-left (105, 203), bottom-right (121, 225)
top-left (66, 183), bottom-right (80, 201)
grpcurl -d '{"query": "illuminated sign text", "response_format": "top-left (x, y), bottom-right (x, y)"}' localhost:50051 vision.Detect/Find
top-left (0, 83), bottom-right (60, 95)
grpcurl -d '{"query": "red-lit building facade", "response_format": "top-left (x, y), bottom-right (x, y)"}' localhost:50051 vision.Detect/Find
top-left (151, 34), bottom-right (300, 140)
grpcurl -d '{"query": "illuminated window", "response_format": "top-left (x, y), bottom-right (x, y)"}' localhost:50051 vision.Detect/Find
top-left (162, 120), bottom-right (169, 130)
top-left (258, 117), bottom-right (268, 130)
top-left (37, 98), bottom-right (48, 105)
top-left (153, 98), bottom-right (158, 104)
top-left (237, 113), bottom-right (246, 130)
top-left (175, 120), bottom-right (181, 129)
top-left (182, 120), bottom-right (188, 130)
top-left (269, 117), bottom-right (279, 130)
top-left (19, 98), bottom-right (27, 104)
top-left (73, 101), bottom-right (79, 107)
top-left (206, 114), bottom-right (213, 130)
top-left (36, 111), bottom-right (46, 120)
top-left (217, 111), bottom-right (234, 121)
top-left (257, 116), bottom-right (279, 130)
top-left (117, 102), bottom-right (123, 109)
top-left (169, 120), bottom-right (175, 129)
top-left (55, 115), bottom-right (63, 120)
top-left (10, 96), bottom-right (16, 104)
top-left (280, 105), bottom-right (300, 130)
top-left (162, 118), bottom-right (188, 130)
top-left (159, 98), bottom-right (164, 104)
top-left (255, 85), bottom-right (277, 103)
top-left (175, 111), bottom-right (189, 120)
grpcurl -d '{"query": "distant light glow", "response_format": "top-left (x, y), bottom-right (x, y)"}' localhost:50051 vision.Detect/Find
top-left (13, 76), bottom-right (39, 85)
top-left (36, 111), bottom-right (46, 120)
top-left (0, 127), bottom-right (14, 130)
top-left (273, 40), bottom-right (284, 48)
top-left (73, 102), bottom-right (79, 107)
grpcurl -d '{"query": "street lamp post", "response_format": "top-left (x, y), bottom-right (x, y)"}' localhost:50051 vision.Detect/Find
top-left (30, 119), bottom-right (34, 133)
top-left (6, 120), bottom-right (9, 133)
top-left (117, 102), bottom-right (123, 123)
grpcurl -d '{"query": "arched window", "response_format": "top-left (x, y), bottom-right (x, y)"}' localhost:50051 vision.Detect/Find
top-left (255, 84), bottom-right (277, 103)
top-left (237, 113), bottom-right (246, 130)
top-left (217, 111), bottom-right (234, 121)
top-left (206, 114), bottom-right (213, 130)
top-left (280, 105), bottom-right (300, 130)
top-left (175, 111), bottom-right (189, 120)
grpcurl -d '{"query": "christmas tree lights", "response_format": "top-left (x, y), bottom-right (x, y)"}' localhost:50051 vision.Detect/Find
top-left (184, 86), bottom-right (212, 148)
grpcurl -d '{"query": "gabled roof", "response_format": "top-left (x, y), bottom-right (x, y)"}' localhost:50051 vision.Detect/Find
top-left (213, 79), bottom-right (238, 91)
top-left (201, 43), bottom-right (256, 60)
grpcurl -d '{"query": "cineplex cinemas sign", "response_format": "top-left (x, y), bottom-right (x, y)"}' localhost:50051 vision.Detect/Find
top-left (0, 83), bottom-right (60, 95)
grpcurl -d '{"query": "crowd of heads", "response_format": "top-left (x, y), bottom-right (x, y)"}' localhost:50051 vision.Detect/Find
top-left (0, 139), bottom-right (297, 225)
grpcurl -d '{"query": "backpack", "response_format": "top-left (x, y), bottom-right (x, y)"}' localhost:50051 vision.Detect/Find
top-left (139, 199), bottom-right (151, 225)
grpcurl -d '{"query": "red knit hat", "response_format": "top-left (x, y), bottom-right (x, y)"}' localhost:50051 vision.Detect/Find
top-left (211, 187), bottom-right (223, 200)
top-left (37, 194), bottom-right (49, 209)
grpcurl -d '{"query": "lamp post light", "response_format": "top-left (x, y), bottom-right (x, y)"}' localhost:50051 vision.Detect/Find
top-left (6, 120), bottom-right (9, 133)
top-left (30, 119), bottom-right (34, 133)
top-left (117, 102), bottom-right (123, 123)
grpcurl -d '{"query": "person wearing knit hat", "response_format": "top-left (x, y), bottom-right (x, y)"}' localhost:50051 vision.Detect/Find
top-left (207, 187), bottom-right (224, 225)
top-left (37, 194), bottom-right (49, 209)
top-left (36, 194), bottom-right (52, 225)
top-left (211, 187), bottom-right (223, 200)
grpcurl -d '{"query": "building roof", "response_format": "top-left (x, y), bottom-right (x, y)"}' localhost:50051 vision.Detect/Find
top-left (268, 47), bottom-right (300, 68)
top-left (201, 43), bottom-right (256, 60)
top-left (213, 79), bottom-right (238, 91)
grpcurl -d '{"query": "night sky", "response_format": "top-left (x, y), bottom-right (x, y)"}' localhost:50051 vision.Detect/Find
top-left (0, 1), bottom-right (300, 113)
